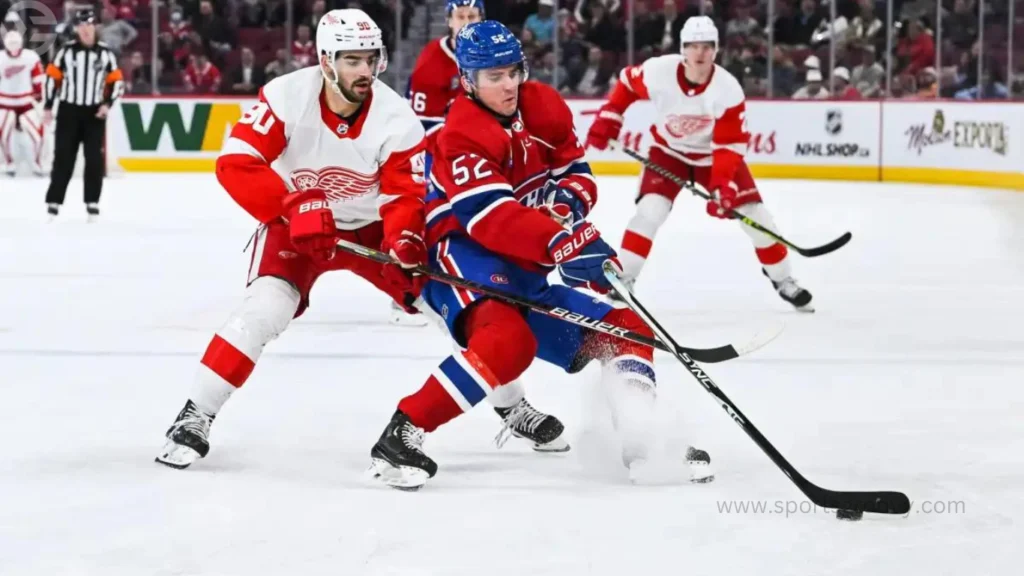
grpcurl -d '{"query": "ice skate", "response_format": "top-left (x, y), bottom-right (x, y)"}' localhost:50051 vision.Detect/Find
top-left (388, 300), bottom-right (428, 327)
top-left (155, 400), bottom-right (215, 469)
top-left (369, 410), bottom-right (437, 491)
top-left (86, 203), bottom-right (99, 223)
top-left (494, 399), bottom-right (570, 452)
top-left (764, 269), bottom-right (813, 312)
top-left (46, 203), bottom-right (59, 221)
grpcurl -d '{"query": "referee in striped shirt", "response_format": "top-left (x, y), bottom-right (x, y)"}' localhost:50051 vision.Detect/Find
top-left (43, 8), bottom-right (124, 221)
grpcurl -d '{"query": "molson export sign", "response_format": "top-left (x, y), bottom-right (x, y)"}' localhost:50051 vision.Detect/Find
top-left (107, 99), bottom-right (256, 171)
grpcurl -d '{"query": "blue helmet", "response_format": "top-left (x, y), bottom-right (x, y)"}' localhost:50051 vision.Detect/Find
top-left (455, 21), bottom-right (527, 85)
top-left (446, 0), bottom-right (484, 16)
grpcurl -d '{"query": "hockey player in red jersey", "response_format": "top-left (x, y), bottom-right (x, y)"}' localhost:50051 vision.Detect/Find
top-left (406, 0), bottom-right (482, 159)
top-left (0, 28), bottom-right (46, 176)
top-left (366, 21), bottom-right (713, 490)
top-left (586, 16), bottom-right (813, 311)
top-left (155, 9), bottom-right (431, 469)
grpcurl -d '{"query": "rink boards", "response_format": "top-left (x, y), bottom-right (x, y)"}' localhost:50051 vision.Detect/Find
top-left (104, 97), bottom-right (1024, 191)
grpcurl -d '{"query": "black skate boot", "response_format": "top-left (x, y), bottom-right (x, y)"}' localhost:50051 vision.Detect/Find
top-left (494, 399), bottom-right (570, 452)
top-left (86, 203), bottom-right (99, 223)
top-left (155, 400), bottom-right (215, 469)
top-left (46, 203), bottom-right (59, 221)
top-left (369, 410), bottom-right (437, 491)
top-left (686, 446), bottom-right (715, 483)
top-left (763, 269), bottom-right (814, 312)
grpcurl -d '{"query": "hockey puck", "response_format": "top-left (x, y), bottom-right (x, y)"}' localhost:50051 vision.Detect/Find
top-left (836, 509), bottom-right (863, 521)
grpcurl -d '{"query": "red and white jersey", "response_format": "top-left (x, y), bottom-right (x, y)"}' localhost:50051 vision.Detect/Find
top-left (406, 37), bottom-right (462, 156)
top-left (217, 66), bottom-right (427, 235)
top-left (0, 49), bottom-right (44, 110)
top-left (606, 55), bottom-right (749, 191)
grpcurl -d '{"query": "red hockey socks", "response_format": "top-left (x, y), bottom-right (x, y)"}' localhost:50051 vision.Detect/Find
top-left (399, 300), bottom-right (537, 432)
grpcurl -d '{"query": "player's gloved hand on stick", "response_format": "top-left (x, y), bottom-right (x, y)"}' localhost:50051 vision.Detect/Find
top-left (706, 181), bottom-right (739, 219)
top-left (547, 221), bottom-right (621, 294)
top-left (539, 181), bottom-right (592, 227)
top-left (382, 229), bottom-right (428, 303)
top-left (584, 107), bottom-right (624, 151)
top-left (282, 189), bottom-right (338, 261)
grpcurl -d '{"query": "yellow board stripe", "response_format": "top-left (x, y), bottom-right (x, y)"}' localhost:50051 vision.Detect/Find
top-left (120, 158), bottom-right (1024, 191)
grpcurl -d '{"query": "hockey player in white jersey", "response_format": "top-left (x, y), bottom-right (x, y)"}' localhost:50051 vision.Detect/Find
top-left (0, 28), bottom-right (46, 176)
top-left (156, 9), bottom-right (567, 470)
top-left (586, 16), bottom-right (813, 311)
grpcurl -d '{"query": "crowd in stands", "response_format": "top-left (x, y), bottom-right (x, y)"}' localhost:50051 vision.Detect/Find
top-left (2, 0), bottom-right (1021, 99)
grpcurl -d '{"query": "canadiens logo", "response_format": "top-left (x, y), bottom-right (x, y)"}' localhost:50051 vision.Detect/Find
top-left (289, 166), bottom-right (379, 202)
top-left (664, 114), bottom-right (713, 139)
top-left (490, 274), bottom-right (509, 284)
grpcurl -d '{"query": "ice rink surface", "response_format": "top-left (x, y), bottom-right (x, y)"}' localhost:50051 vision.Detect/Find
top-left (1, 174), bottom-right (1021, 575)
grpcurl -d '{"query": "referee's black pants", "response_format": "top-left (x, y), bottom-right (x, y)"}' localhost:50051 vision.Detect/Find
top-left (45, 103), bottom-right (106, 206)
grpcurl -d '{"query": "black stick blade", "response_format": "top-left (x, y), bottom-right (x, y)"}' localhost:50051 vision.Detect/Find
top-left (812, 488), bottom-right (911, 515)
top-left (795, 231), bottom-right (853, 258)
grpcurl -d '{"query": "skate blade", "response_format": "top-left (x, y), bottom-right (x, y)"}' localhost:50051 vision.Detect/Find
top-left (368, 458), bottom-right (429, 491)
top-left (155, 440), bottom-right (201, 470)
top-left (794, 304), bottom-right (815, 313)
top-left (531, 436), bottom-right (571, 453)
top-left (389, 309), bottom-right (429, 327)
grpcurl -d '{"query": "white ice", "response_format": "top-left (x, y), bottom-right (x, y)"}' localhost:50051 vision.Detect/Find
top-left (1, 174), bottom-right (1021, 575)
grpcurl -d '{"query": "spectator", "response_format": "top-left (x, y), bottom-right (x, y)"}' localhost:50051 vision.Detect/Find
top-left (789, 0), bottom-right (823, 47)
top-left (945, 0), bottom-right (979, 50)
top-left (848, 0), bottom-right (883, 47)
top-left (653, 0), bottom-right (685, 54)
top-left (831, 67), bottom-right (860, 98)
top-left (531, 50), bottom-right (562, 86)
top-left (896, 18), bottom-right (934, 76)
top-left (265, 48), bottom-right (298, 83)
top-left (520, 28), bottom-right (540, 61)
top-left (584, 2), bottom-right (625, 54)
top-left (112, 0), bottom-right (138, 22)
top-left (769, 45), bottom-right (798, 96)
top-left (157, 32), bottom-right (180, 81)
top-left (292, 23), bottom-right (316, 68)
top-left (914, 67), bottom-right (938, 98)
top-left (562, 45), bottom-right (606, 95)
top-left (193, 0), bottom-right (235, 63)
top-left (166, 5), bottom-right (191, 41)
top-left (226, 47), bottom-right (265, 95)
top-left (574, 0), bottom-right (622, 26)
top-left (726, 3), bottom-right (760, 38)
top-left (99, 5), bottom-right (137, 55)
top-left (626, 0), bottom-right (655, 53)
top-left (183, 52), bottom-right (222, 94)
top-left (125, 50), bottom-right (152, 94)
top-left (792, 68), bottom-right (830, 99)
top-left (851, 44), bottom-right (884, 96)
top-left (309, 0), bottom-right (326, 29)
top-left (888, 74), bottom-right (911, 98)
top-left (524, 0), bottom-right (556, 46)
top-left (955, 69), bottom-right (1009, 100)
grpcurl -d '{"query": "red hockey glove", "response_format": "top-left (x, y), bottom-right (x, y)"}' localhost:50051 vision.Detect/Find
top-left (584, 107), bottom-right (624, 151)
top-left (706, 181), bottom-right (739, 219)
top-left (282, 189), bottom-right (338, 261)
top-left (382, 230), bottom-right (428, 300)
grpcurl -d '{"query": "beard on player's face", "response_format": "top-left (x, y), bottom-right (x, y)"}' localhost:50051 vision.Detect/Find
top-left (339, 75), bottom-right (372, 102)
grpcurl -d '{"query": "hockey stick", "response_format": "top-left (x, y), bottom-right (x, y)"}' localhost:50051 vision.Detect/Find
top-left (336, 238), bottom-right (778, 364)
top-left (612, 143), bottom-right (852, 258)
top-left (602, 261), bottom-right (909, 515)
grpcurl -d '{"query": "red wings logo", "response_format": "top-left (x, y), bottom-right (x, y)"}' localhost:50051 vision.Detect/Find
top-left (3, 65), bottom-right (27, 79)
top-left (664, 114), bottom-right (713, 139)
top-left (289, 166), bottom-right (379, 202)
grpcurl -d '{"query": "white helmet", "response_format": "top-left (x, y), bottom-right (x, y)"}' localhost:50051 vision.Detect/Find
top-left (679, 16), bottom-right (718, 53)
top-left (316, 9), bottom-right (388, 91)
top-left (2, 28), bottom-right (23, 53)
